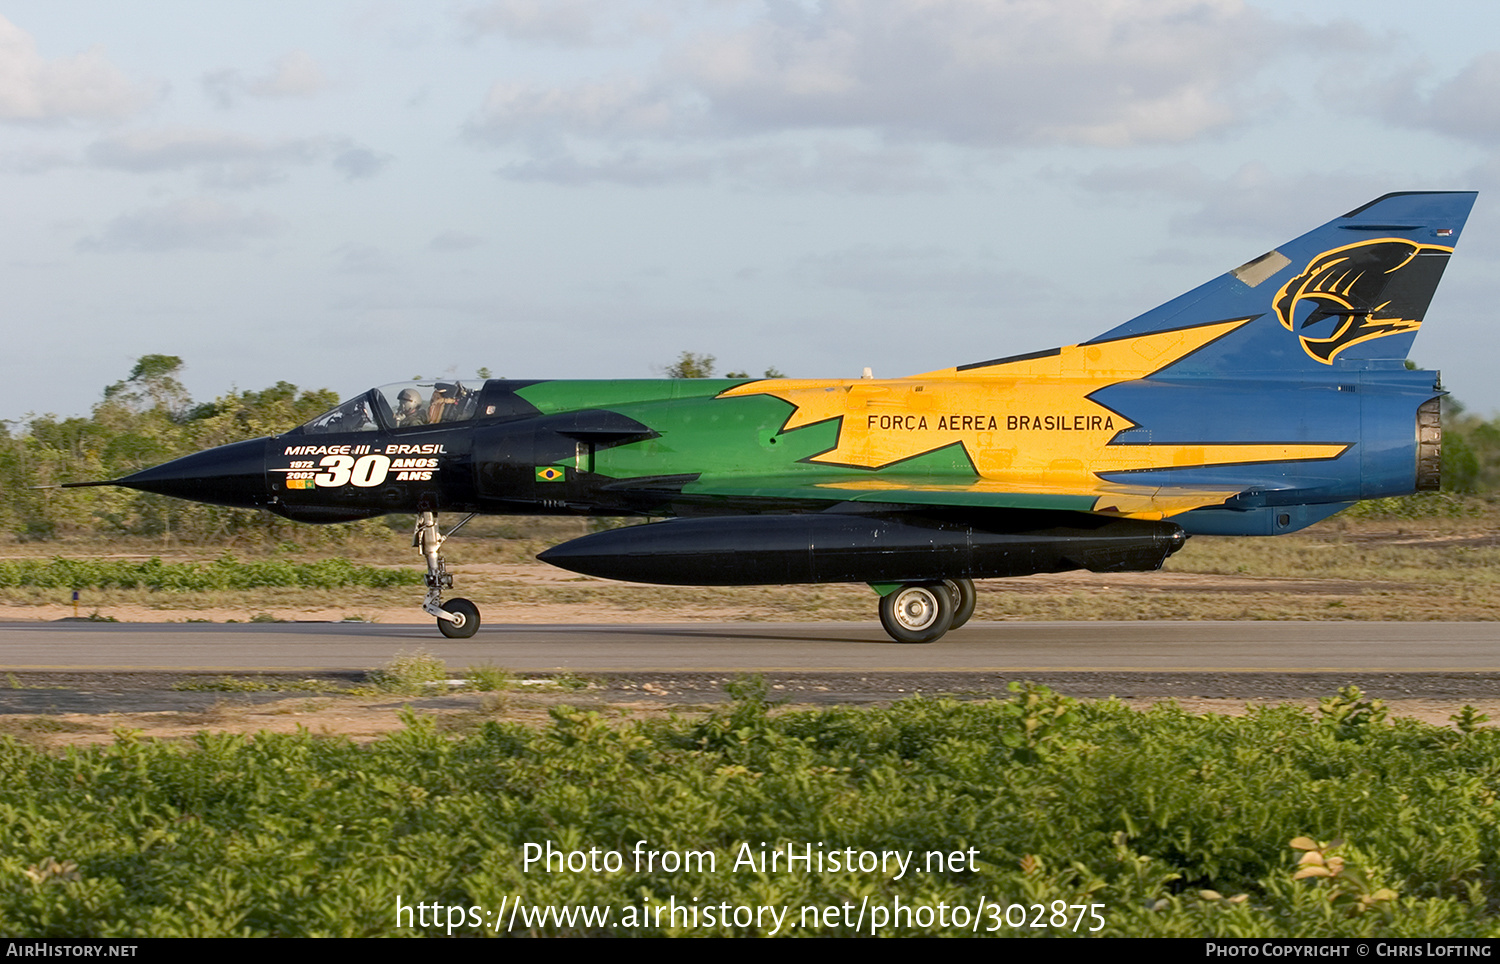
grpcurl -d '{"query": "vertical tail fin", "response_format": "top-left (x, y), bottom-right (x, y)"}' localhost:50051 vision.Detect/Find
top-left (1085, 191), bottom-right (1476, 376)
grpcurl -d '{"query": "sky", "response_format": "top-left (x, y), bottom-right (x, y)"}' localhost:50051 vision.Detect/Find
top-left (6, 0), bottom-right (1500, 421)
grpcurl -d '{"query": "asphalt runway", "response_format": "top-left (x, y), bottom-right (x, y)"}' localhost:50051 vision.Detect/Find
top-left (3, 619), bottom-right (1499, 674)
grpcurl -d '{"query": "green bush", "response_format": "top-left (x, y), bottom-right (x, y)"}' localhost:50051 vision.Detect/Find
top-left (0, 556), bottom-right (420, 591)
top-left (3, 689), bottom-right (1500, 936)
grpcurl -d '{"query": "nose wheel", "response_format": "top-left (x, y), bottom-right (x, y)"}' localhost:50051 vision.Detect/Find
top-left (415, 511), bottom-right (481, 638)
top-left (438, 598), bottom-right (480, 639)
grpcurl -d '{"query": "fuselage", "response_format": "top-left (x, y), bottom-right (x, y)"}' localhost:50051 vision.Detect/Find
top-left (118, 366), bottom-right (1440, 540)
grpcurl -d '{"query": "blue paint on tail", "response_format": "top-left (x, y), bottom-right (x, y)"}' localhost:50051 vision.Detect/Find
top-left (1090, 191), bottom-right (1476, 376)
top-left (1085, 192), bottom-right (1475, 535)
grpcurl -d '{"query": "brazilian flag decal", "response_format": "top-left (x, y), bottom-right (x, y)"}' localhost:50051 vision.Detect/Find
top-left (535, 466), bottom-right (566, 482)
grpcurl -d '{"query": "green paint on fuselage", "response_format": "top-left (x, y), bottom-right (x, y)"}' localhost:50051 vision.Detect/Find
top-left (517, 379), bottom-right (987, 488)
top-left (514, 378), bottom-right (739, 414)
top-left (594, 393), bottom-right (837, 480)
top-left (517, 379), bottom-right (820, 480)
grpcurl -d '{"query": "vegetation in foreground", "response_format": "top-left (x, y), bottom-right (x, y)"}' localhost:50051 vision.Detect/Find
top-left (3, 683), bottom-right (1499, 937)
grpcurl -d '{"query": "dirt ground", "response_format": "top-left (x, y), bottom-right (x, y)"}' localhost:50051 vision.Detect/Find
top-left (3, 512), bottom-right (1498, 744)
top-left (0, 563), bottom-right (1459, 625)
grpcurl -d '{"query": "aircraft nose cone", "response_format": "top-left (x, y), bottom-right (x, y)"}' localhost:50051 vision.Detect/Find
top-left (115, 437), bottom-right (270, 509)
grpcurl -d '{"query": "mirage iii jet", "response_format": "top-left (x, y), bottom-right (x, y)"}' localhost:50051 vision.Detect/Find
top-left (69, 191), bottom-right (1475, 643)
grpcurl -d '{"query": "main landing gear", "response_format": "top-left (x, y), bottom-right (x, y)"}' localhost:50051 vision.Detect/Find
top-left (415, 511), bottom-right (481, 638)
top-left (876, 578), bottom-right (976, 644)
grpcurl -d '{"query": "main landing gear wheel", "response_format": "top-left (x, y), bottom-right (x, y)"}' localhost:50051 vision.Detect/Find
top-left (879, 582), bottom-right (955, 644)
top-left (944, 578), bottom-right (976, 630)
top-left (438, 598), bottom-right (480, 639)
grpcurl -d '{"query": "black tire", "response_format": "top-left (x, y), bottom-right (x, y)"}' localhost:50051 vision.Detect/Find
top-left (438, 597), bottom-right (480, 639)
top-left (944, 578), bottom-right (977, 630)
top-left (878, 582), bottom-right (954, 644)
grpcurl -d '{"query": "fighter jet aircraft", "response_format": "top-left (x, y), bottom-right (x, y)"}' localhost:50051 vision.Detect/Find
top-left (68, 191), bottom-right (1475, 643)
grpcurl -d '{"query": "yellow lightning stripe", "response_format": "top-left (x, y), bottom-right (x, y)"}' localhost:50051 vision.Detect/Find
top-left (721, 318), bottom-right (1348, 495)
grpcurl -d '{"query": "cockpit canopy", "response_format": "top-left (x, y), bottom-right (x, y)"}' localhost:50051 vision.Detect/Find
top-left (296, 381), bottom-right (482, 436)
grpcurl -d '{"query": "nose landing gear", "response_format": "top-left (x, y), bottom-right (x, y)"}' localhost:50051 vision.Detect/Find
top-left (415, 511), bottom-right (480, 638)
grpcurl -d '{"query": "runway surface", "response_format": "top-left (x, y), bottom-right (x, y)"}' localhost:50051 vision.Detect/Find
top-left (3, 619), bottom-right (1499, 674)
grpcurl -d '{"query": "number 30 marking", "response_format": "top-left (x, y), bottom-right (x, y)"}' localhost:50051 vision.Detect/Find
top-left (315, 454), bottom-right (390, 488)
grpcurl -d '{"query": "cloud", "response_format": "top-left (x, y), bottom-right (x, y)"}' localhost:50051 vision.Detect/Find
top-left (87, 127), bottom-right (320, 188)
top-left (202, 50), bottom-right (330, 109)
top-left (331, 242), bottom-right (399, 275)
top-left (676, 0), bottom-right (1271, 146)
top-left (459, 0), bottom-right (671, 46)
top-left (497, 148), bottom-right (715, 186)
top-left (470, 78), bottom-right (689, 142)
top-left (78, 198), bottom-right (281, 252)
top-left (251, 50), bottom-right (329, 98)
top-left (0, 147), bottom-right (71, 174)
top-left (1378, 52), bottom-right (1500, 146)
top-left (468, 0), bottom-right (1348, 153)
top-left (461, 0), bottom-right (608, 45)
top-left (85, 128), bottom-right (388, 187)
top-left (496, 141), bottom-right (952, 192)
top-left (1071, 162), bottom-right (1393, 238)
top-left (795, 243), bottom-right (1043, 308)
top-left (0, 15), bottom-right (151, 122)
top-left (332, 145), bottom-right (393, 180)
top-left (428, 231), bottom-right (486, 252)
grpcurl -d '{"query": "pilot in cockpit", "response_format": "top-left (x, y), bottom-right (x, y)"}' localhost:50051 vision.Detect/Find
top-left (394, 387), bottom-right (428, 428)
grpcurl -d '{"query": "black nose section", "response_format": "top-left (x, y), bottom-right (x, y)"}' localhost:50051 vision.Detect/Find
top-left (112, 437), bottom-right (270, 508)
